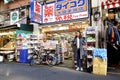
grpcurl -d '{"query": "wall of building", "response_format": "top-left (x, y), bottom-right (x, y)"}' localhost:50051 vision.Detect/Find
top-left (7, 0), bottom-right (29, 9)
top-left (91, 0), bottom-right (104, 30)
top-left (0, 0), bottom-right (29, 12)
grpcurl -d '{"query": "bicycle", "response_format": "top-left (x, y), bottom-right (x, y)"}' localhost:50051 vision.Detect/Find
top-left (27, 46), bottom-right (57, 66)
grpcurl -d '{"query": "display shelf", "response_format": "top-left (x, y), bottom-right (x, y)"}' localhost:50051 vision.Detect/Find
top-left (86, 31), bottom-right (96, 34)
top-left (87, 40), bottom-right (96, 42)
top-left (86, 26), bottom-right (98, 71)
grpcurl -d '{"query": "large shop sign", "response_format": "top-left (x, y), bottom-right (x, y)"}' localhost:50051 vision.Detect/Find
top-left (43, 0), bottom-right (88, 23)
top-left (30, 0), bottom-right (42, 24)
top-left (30, 0), bottom-right (88, 24)
top-left (10, 10), bottom-right (19, 25)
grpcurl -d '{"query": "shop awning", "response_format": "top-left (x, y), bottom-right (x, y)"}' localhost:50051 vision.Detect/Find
top-left (101, 0), bottom-right (120, 9)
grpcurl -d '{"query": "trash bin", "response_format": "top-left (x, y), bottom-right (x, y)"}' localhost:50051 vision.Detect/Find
top-left (19, 49), bottom-right (28, 63)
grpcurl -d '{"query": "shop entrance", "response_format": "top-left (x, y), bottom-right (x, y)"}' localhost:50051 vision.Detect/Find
top-left (45, 30), bottom-right (76, 69)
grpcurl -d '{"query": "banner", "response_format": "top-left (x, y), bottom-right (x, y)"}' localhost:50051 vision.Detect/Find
top-left (43, 0), bottom-right (88, 23)
top-left (4, 0), bottom-right (12, 4)
top-left (10, 10), bottom-right (19, 25)
top-left (30, 0), bottom-right (42, 24)
top-left (43, 3), bottom-right (55, 23)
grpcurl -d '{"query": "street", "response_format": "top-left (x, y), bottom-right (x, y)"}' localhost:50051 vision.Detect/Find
top-left (0, 63), bottom-right (120, 80)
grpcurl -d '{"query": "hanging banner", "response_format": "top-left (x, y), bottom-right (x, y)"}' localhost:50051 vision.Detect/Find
top-left (43, 0), bottom-right (88, 23)
top-left (10, 10), bottom-right (19, 25)
top-left (30, 0), bottom-right (42, 24)
top-left (4, 0), bottom-right (12, 4)
top-left (43, 3), bottom-right (55, 23)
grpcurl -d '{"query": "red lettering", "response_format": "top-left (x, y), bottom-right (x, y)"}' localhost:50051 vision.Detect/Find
top-left (44, 6), bottom-right (54, 17)
top-left (35, 2), bottom-right (41, 13)
top-left (55, 16), bottom-right (63, 21)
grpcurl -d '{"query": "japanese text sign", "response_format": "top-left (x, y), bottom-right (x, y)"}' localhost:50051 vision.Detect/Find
top-left (55, 0), bottom-right (87, 16)
top-left (30, 0), bottom-right (42, 24)
top-left (43, 3), bottom-right (55, 23)
top-left (43, 0), bottom-right (88, 23)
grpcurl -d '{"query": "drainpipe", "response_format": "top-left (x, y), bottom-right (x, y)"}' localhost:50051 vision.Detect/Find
top-left (89, 0), bottom-right (92, 26)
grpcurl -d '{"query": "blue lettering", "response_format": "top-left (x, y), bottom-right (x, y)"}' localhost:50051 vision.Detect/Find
top-left (78, 0), bottom-right (85, 6)
top-left (68, 9), bottom-right (72, 14)
top-left (56, 3), bottom-right (62, 11)
top-left (70, 1), bottom-right (77, 8)
top-left (63, 2), bottom-right (69, 9)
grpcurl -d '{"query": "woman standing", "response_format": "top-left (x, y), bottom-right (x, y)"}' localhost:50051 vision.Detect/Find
top-left (72, 31), bottom-right (86, 71)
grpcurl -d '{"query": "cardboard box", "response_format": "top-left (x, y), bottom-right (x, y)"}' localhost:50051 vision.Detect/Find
top-left (93, 57), bottom-right (107, 76)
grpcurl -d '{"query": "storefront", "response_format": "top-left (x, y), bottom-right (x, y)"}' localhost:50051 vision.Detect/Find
top-left (101, 0), bottom-right (120, 67)
top-left (30, 0), bottom-right (92, 69)
top-left (0, 24), bottom-right (33, 62)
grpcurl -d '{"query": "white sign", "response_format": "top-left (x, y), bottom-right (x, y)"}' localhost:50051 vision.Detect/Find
top-left (10, 11), bottom-right (19, 25)
top-left (43, 3), bottom-right (55, 23)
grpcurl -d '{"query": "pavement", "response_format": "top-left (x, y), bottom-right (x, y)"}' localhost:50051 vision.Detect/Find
top-left (0, 62), bottom-right (120, 80)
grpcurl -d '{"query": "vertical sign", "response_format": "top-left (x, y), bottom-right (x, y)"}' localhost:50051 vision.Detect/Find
top-left (30, 0), bottom-right (42, 24)
top-left (43, 3), bottom-right (55, 23)
top-left (10, 10), bottom-right (19, 25)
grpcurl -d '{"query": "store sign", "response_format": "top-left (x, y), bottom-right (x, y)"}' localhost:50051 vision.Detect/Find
top-left (43, 3), bottom-right (55, 23)
top-left (10, 10), bottom-right (19, 25)
top-left (43, 0), bottom-right (88, 23)
top-left (30, 0), bottom-right (42, 24)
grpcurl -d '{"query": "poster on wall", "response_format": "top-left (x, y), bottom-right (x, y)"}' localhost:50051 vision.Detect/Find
top-left (30, 0), bottom-right (42, 24)
top-left (10, 10), bottom-right (19, 25)
top-left (43, 0), bottom-right (88, 23)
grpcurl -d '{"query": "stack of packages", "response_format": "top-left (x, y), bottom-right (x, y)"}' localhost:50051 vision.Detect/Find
top-left (93, 48), bottom-right (107, 76)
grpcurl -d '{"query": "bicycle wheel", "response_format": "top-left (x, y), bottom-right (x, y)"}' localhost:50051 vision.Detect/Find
top-left (46, 55), bottom-right (54, 66)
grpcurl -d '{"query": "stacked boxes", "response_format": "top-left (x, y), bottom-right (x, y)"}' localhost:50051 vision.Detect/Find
top-left (93, 57), bottom-right (107, 76)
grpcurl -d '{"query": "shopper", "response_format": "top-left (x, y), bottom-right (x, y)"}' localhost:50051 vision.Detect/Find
top-left (72, 31), bottom-right (86, 71)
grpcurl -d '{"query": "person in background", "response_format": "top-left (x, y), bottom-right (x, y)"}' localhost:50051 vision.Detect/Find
top-left (72, 31), bottom-right (86, 71)
top-left (117, 25), bottom-right (120, 66)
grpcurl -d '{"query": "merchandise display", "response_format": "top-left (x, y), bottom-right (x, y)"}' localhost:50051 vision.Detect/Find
top-left (0, 41), bottom-right (15, 50)
top-left (0, 31), bottom-right (16, 62)
top-left (16, 34), bottom-right (38, 62)
top-left (85, 26), bottom-right (98, 72)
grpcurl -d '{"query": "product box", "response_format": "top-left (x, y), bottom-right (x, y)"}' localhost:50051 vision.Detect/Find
top-left (93, 57), bottom-right (107, 76)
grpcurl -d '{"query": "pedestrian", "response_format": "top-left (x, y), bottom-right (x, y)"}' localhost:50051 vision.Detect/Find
top-left (72, 31), bottom-right (86, 71)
